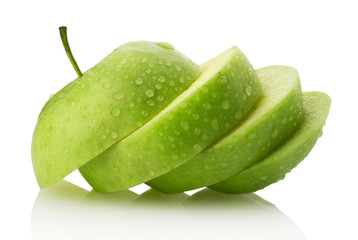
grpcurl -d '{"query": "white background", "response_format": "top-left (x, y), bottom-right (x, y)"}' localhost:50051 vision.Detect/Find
top-left (0, 0), bottom-right (357, 239)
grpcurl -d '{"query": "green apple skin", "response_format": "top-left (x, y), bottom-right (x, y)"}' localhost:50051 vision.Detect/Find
top-left (210, 91), bottom-right (331, 194)
top-left (147, 66), bottom-right (303, 193)
top-left (79, 46), bottom-right (261, 192)
top-left (32, 41), bottom-right (201, 189)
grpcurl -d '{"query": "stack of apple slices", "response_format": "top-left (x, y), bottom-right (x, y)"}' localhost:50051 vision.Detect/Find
top-left (32, 39), bottom-right (330, 195)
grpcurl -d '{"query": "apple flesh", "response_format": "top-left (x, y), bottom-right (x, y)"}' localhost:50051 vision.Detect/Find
top-left (79, 46), bottom-right (261, 192)
top-left (210, 92), bottom-right (331, 194)
top-left (32, 41), bottom-right (200, 188)
top-left (147, 66), bottom-right (303, 193)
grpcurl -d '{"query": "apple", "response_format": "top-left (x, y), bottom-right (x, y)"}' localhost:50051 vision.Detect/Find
top-left (79, 46), bottom-right (261, 192)
top-left (32, 27), bottom-right (201, 188)
top-left (147, 66), bottom-right (303, 193)
top-left (209, 91), bottom-right (331, 194)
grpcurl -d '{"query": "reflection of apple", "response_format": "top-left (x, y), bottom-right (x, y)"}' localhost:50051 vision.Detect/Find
top-left (210, 92), bottom-right (331, 193)
top-left (147, 66), bottom-right (303, 193)
top-left (79, 46), bottom-right (261, 192)
top-left (32, 28), bottom-right (201, 188)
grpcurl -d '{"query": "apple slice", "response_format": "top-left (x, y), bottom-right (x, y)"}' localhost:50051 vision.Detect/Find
top-left (32, 41), bottom-right (201, 188)
top-left (79, 46), bottom-right (261, 192)
top-left (147, 66), bottom-right (303, 193)
top-left (210, 92), bottom-right (331, 194)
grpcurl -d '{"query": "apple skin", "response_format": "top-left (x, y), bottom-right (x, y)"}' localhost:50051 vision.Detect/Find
top-left (79, 46), bottom-right (261, 193)
top-left (32, 41), bottom-right (201, 189)
top-left (147, 66), bottom-right (303, 193)
top-left (210, 91), bottom-right (331, 194)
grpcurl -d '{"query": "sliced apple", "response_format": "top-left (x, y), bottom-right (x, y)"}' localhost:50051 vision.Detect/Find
top-left (32, 41), bottom-right (201, 188)
top-left (79, 46), bottom-right (261, 192)
top-left (147, 66), bottom-right (303, 193)
top-left (210, 92), bottom-right (331, 194)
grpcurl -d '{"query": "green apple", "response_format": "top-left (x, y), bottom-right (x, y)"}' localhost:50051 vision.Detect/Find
top-left (210, 91), bottom-right (331, 194)
top-left (32, 29), bottom-right (201, 188)
top-left (147, 66), bottom-right (303, 193)
top-left (79, 46), bottom-right (261, 192)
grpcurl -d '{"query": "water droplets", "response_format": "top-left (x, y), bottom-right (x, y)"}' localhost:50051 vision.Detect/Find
top-left (193, 113), bottom-right (200, 120)
top-left (147, 100), bottom-right (155, 106)
top-left (203, 103), bottom-right (212, 109)
top-left (111, 132), bottom-right (118, 139)
top-left (181, 121), bottom-right (190, 131)
top-left (272, 129), bottom-right (279, 138)
top-left (103, 82), bottom-right (111, 89)
top-left (141, 111), bottom-right (148, 117)
top-left (194, 128), bottom-right (201, 135)
top-left (211, 119), bottom-right (220, 130)
top-left (135, 78), bottom-right (143, 85)
top-left (145, 89), bottom-right (155, 98)
top-left (194, 144), bottom-right (201, 151)
top-left (221, 100), bottom-right (230, 110)
top-left (244, 85), bottom-right (253, 96)
top-left (113, 92), bottom-right (126, 100)
top-left (111, 108), bottom-right (121, 117)
top-left (158, 76), bottom-right (165, 83)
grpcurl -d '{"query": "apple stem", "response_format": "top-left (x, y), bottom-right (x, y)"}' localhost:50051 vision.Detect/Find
top-left (59, 26), bottom-right (83, 78)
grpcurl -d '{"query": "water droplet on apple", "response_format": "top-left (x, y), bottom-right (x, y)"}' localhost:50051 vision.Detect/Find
top-left (169, 81), bottom-right (175, 86)
top-left (157, 95), bottom-right (164, 101)
top-left (272, 129), bottom-right (279, 138)
top-left (113, 92), bottom-right (126, 100)
top-left (194, 128), bottom-right (201, 135)
top-left (168, 136), bottom-right (174, 142)
top-left (194, 144), bottom-right (201, 151)
top-left (141, 111), bottom-right (148, 116)
top-left (111, 108), bottom-right (121, 117)
top-left (181, 121), bottom-right (189, 131)
top-left (135, 78), bottom-right (143, 85)
top-left (147, 100), bottom-right (155, 106)
top-left (175, 65), bottom-right (182, 71)
top-left (111, 132), bottom-right (118, 139)
top-left (155, 84), bottom-right (162, 90)
top-left (158, 76), bottom-right (165, 82)
top-left (103, 83), bottom-right (111, 89)
top-left (146, 68), bottom-right (152, 74)
top-left (203, 103), bottom-right (212, 109)
top-left (145, 89), bottom-right (154, 98)
top-left (221, 100), bottom-right (230, 110)
top-left (193, 113), bottom-right (200, 120)
top-left (244, 85), bottom-right (253, 96)
top-left (211, 119), bottom-right (220, 130)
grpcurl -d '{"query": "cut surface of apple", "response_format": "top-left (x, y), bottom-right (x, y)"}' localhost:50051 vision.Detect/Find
top-left (210, 92), bottom-right (331, 194)
top-left (147, 66), bottom-right (303, 193)
top-left (32, 41), bottom-right (201, 188)
top-left (79, 46), bottom-right (261, 192)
